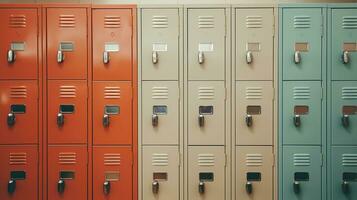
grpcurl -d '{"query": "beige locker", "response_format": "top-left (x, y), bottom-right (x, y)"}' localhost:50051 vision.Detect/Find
top-left (235, 8), bottom-right (274, 81)
top-left (188, 146), bottom-right (225, 200)
top-left (236, 146), bottom-right (274, 200)
top-left (142, 146), bottom-right (180, 200)
top-left (188, 81), bottom-right (225, 145)
top-left (236, 81), bottom-right (274, 146)
top-left (142, 81), bottom-right (179, 145)
top-left (187, 8), bottom-right (226, 81)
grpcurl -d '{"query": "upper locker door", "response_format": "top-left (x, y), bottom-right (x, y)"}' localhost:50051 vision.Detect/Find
top-left (142, 8), bottom-right (179, 81)
top-left (331, 9), bottom-right (357, 80)
top-left (282, 8), bottom-right (322, 80)
top-left (188, 8), bottom-right (226, 81)
top-left (93, 9), bottom-right (132, 81)
top-left (0, 9), bottom-right (38, 80)
top-left (47, 8), bottom-right (87, 79)
top-left (236, 8), bottom-right (274, 81)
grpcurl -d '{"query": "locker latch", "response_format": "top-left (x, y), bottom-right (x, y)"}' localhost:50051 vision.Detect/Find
top-left (293, 115), bottom-right (301, 127)
top-left (152, 114), bottom-right (159, 127)
top-left (342, 172), bottom-right (357, 194)
top-left (57, 50), bottom-right (65, 63)
top-left (152, 106), bottom-right (167, 127)
top-left (198, 182), bottom-right (205, 194)
top-left (294, 51), bottom-right (301, 64)
top-left (8, 171), bottom-right (26, 194)
top-left (103, 181), bottom-right (111, 195)
top-left (152, 180), bottom-right (159, 194)
top-left (7, 104), bottom-right (26, 127)
top-left (293, 106), bottom-right (309, 127)
top-left (7, 112), bottom-right (15, 127)
top-left (246, 106), bottom-right (261, 127)
top-left (246, 51), bottom-right (253, 64)
top-left (342, 180), bottom-right (349, 194)
top-left (57, 179), bottom-right (65, 194)
top-left (293, 181), bottom-right (300, 194)
top-left (246, 182), bottom-right (253, 194)
top-left (57, 105), bottom-right (75, 127)
top-left (342, 106), bottom-right (357, 128)
top-left (246, 172), bottom-right (261, 194)
top-left (294, 172), bottom-right (309, 194)
top-left (8, 179), bottom-right (16, 194)
top-left (7, 49), bottom-right (16, 63)
top-left (103, 114), bottom-right (110, 127)
top-left (342, 115), bottom-right (350, 128)
top-left (152, 51), bottom-right (158, 64)
top-left (246, 115), bottom-right (253, 127)
top-left (103, 51), bottom-right (110, 64)
top-left (57, 112), bottom-right (65, 127)
top-left (342, 50), bottom-right (350, 64)
top-left (198, 51), bottom-right (205, 64)
top-left (198, 115), bottom-right (205, 127)
top-left (103, 105), bottom-right (120, 128)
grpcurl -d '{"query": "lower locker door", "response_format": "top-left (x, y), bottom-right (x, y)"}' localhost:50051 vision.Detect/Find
top-left (0, 146), bottom-right (38, 200)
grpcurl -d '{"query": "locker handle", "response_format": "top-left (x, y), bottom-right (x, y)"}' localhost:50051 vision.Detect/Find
top-left (7, 112), bottom-right (16, 127)
top-left (245, 181), bottom-right (253, 194)
top-left (342, 51), bottom-right (350, 65)
top-left (342, 181), bottom-right (350, 194)
top-left (294, 51), bottom-right (301, 64)
top-left (103, 114), bottom-right (110, 127)
top-left (245, 115), bottom-right (253, 127)
top-left (152, 180), bottom-right (159, 194)
top-left (199, 181), bottom-right (205, 194)
top-left (293, 115), bottom-right (301, 127)
top-left (293, 181), bottom-right (300, 194)
top-left (152, 114), bottom-right (159, 127)
top-left (152, 51), bottom-right (158, 64)
top-left (57, 179), bottom-right (65, 194)
top-left (246, 51), bottom-right (253, 64)
top-left (198, 51), bottom-right (205, 64)
top-left (342, 115), bottom-right (350, 128)
top-left (7, 49), bottom-right (16, 63)
top-left (57, 112), bottom-right (64, 127)
top-left (57, 50), bottom-right (64, 63)
top-left (103, 51), bottom-right (110, 64)
top-left (198, 114), bottom-right (205, 127)
top-left (8, 179), bottom-right (16, 194)
top-left (103, 181), bottom-right (111, 195)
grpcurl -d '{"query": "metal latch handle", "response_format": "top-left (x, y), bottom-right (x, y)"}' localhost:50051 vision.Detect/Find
top-left (152, 51), bottom-right (158, 64)
top-left (198, 51), bottom-right (205, 64)
top-left (8, 179), bottom-right (16, 194)
top-left (293, 181), bottom-right (300, 194)
top-left (7, 112), bottom-right (16, 127)
top-left (103, 181), bottom-right (111, 195)
top-left (152, 114), bottom-right (159, 127)
top-left (342, 115), bottom-right (350, 128)
top-left (103, 51), bottom-right (110, 64)
top-left (57, 50), bottom-right (64, 63)
top-left (246, 51), bottom-right (253, 64)
top-left (293, 115), bottom-right (301, 127)
top-left (342, 50), bottom-right (350, 64)
top-left (294, 51), bottom-right (301, 64)
top-left (103, 114), bottom-right (110, 127)
top-left (152, 180), bottom-right (159, 194)
top-left (199, 181), bottom-right (205, 194)
top-left (342, 180), bottom-right (349, 194)
top-left (246, 181), bottom-right (253, 194)
top-left (246, 115), bottom-right (253, 127)
top-left (7, 49), bottom-right (16, 63)
top-left (57, 179), bottom-right (65, 194)
top-left (57, 112), bottom-right (64, 127)
top-left (198, 114), bottom-right (205, 127)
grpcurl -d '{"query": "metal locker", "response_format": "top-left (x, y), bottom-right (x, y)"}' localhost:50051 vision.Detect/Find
top-left (236, 146), bottom-right (274, 200)
top-left (142, 146), bottom-right (179, 200)
top-left (188, 146), bottom-right (225, 200)
top-left (46, 8), bottom-right (87, 80)
top-left (93, 146), bottom-right (132, 200)
top-left (235, 8), bottom-right (274, 81)
top-left (331, 146), bottom-right (357, 200)
top-left (282, 8), bottom-right (323, 80)
top-left (0, 146), bottom-right (38, 200)
top-left (142, 81), bottom-right (179, 145)
top-left (92, 9), bottom-right (133, 81)
top-left (282, 81), bottom-right (322, 145)
top-left (331, 81), bottom-right (357, 145)
top-left (93, 81), bottom-right (132, 145)
top-left (188, 81), bottom-right (225, 145)
top-left (236, 81), bottom-right (274, 145)
top-left (0, 81), bottom-right (38, 144)
top-left (331, 9), bottom-right (357, 80)
top-left (47, 80), bottom-right (87, 144)
top-left (48, 146), bottom-right (87, 200)
top-left (282, 146), bottom-right (322, 200)
top-left (187, 8), bottom-right (226, 81)
top-left (141, 8), bottom-right (180, 81)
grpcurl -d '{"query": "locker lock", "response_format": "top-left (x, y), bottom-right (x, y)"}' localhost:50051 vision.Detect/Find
top-left (342, 115), bottom-right (350, 128)
top-left (7, 49), bottom-right (16, 63)
top-left (342, 51), bottom-right (350, 64)
top-left (8, 179), bottom-right (16, 194)
top-left (103, 51), bottom-right (110, 64)
top-left (294, 51), bottom-right (301, 64)
top-left (103, 114), bottom-right (110, 127)
top-left (152, 180), bottom-right (159, 194)
top-left (198, 181), bottom-right (205, 194)
top-left (152, 51), bottom-right (158, 64)
top-left (57, 179), bottom-right (65, 194)
top-left (57, 50), bottom-right (65, 63)
top-left (7, 112), bottom-right (16, 127)
top-left (245, 115), bottom-right (253, 127)
top-left (198, 51), bottom-right (205, 64)
top-left (293, 115), bottom-right (301, 127)
top-left (57, 112), bottom-right (65, 127)
top-left (245, 181), bottom-right (253, 194)
top-left (246, 51), bottom-right (253, 64)
top-left (103, 181), bottom-right (111, 195)
top-left (342, 180), bottom-right (350, 194)
top-left (152, 114), bottom-right (159, 127)
top-left (293, 181), bottom-right (300, 194)
top-left (198, 114), bottom-right (205, 127)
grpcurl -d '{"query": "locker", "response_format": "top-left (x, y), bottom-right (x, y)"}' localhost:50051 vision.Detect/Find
top-left (0, 146), bottom-right (38, 200)
top-left (187, 8), bottom-right (226, 81)
top-left (48, 80), bottom-right (87, 144)
top-left (48, 146), bottom-right (87, 200)
top-left (331, 81), bottom-right (357, 145)
top-left (282, 81), bottom-right (322, 145)
top-left (331, 9), bottom-right (357, 80)
top-left (282, 8), bottom-right (323, 80)
top-left (142, 146), bottom-right (179, 200)
top-left (331, 146), bottom-right (357, 200)
top-left (188, 81), bottom-right (225, 145)
top-left (92, 9), bottom-right (133, 81)
top-left (0, 81), bottom-right (38, 144)
top-left (236, 146), bottom-right (274, 200)
top-left (93, 146), bottom-right (132, 200)
top-left (0, 9), bottom-right (38, 80)
top-left (235, 8), bottom-right (274, 81)
top-left (236, 81), bottom-right (274, 145)
top-left (93, 81), bottom-right (132, 145)
top-left (282, 146), bottom-right (322, 200)
top-left (141, 8), bottom-right (180, 81)
top-left (188, 146), bottom-right (225, 200)
top-left (142, 81), bottom-right (179, 145)
top-left (46, 8), bottom-right (87, 79)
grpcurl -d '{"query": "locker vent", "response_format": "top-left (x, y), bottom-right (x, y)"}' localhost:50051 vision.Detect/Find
top-left (152, 87), bottom-right (169, 99)
top-left (104, 86), bottom-right (121, 99)
top-left (246, 154), bottom-right (263, 166)
top-left (58, 152), bottom-right (76, 165)
top-left (198, 16), bottom-right (214, 28)
top-left (152, 16), bottom-right (168, 28)
top-left (343, 16), bottom-right (357, 29)
top-left (246, 16), bottom-right (263, 28)
top-left (294, 16), bottom-right (311, 29)
top-left (246, 87), bottom-right (263, 99)
top-left (59, 15), bottom-right (75, 28)
top-left (104, 16), bottom-right (121, 28)
top-left (342, 87), bottom-right (357, 100)
top-left (152, 153), bottom-right (169, 166)
top-left (10, 86), bottom-right (27, 98)
top-left (9, 152), bottom-right (27, 165)
top-left (198, 87), bottom-right (215, 100)
top-left (293, 87), bottom-right (311, 99)
top-left (104, 153), bottom-right (121, 166)
top-left (198, 154), bottom-right (215, 166)
top-left (9, 15), bottom-right (26, 28)
top-left (60, 86), bottom-right (76, 98)
top-left (293, 153), bottom-right (311, 166)
top-left (342, 154), bottom-right (357, 166)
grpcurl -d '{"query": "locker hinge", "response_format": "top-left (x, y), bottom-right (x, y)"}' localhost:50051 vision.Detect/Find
top-left (179, 153), bottom-right (182, 166)
top-left (225, 153), bottom-right (227, 167)
top-left (225, 87), bottom-right (227, 100)
top-left (321, 153), bottom-right (324, 167)
top-left (321, 87), bottom-right (324, 100)
top-left (321, 14), bottom-right (324, 37)
top-left (272, 153), bottom-right (275, 167)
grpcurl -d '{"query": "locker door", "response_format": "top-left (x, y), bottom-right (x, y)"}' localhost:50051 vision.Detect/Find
top-left (188, 146), bottom-right (225, 200)
top-left (282, 81), bottom-right (322, 145)
top-left (332, 147), bottom-right (357, 200)
top-left (48, 146), bottom-right (87, 200)
top-left (187, 8), bottom-right (226, 81)
top-left (331, 81), bottom-right (357, 145)
top-left (331, 9), bottom-right (357, 80)
top-left (142, 8), bottom-right (179, 81)
top-left (282, 8), bottom-right (322, 80)
top-left (142, 146), bottom-right (179, 200)
top-left (93, 81), bottom-right (132, 145)
top-left (93, 146), bottom-right (132, 200)
top-left (282, 146), bottom-right (322, 200)
top-left (188, 81), bottom-right (225, 145)
top-left (0, 9), bottom-right (38, 80)
top-left (47, 8), bottom-right (87, 79)
top-left (0, 146), bottom-right (38, 200)
top-left (236, 146), bottom-right (273, 200)
top-left (235, 8), bottom-right (274, 81)
top-left (142, 81), bottom-right (179, 145)
top-left (93, 9), bottom-right (132, 81)
top-left (236, 81), bottom-right (273, 145)
top-left (0, 81), bottom-right (38, 144)
top-left (48, 80), bottom-right (87, 144)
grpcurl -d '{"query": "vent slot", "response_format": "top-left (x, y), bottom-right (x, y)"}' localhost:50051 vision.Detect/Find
top-left (246, 154), bottom-right (263, 166)
top-left (10, 86), bottom-right (27, 98)
top-left (198, 16), bottom-right (214, 28)
top-left (152, 16), bottom-right (168, 28)
top-left (293, 87), bottom-right (311, 100)
top-left (104, 153), bottom-right (121, 166)
top-left (294, 153), bottom-right (311, 166)
top-left (246, 87), bottom-right (262, 99)
top-left (104, 16), bottom-right (121, 28)
top-left (9, 15), bottom-right (26, 28)
top-left (104, 87), bottom-right (120, 99)
top-left (246, 16), bottom-right (263, 28)
top-left (342, 154), bottom-right (357, 166)
top-left (198, 154), bottom-right (215, 166)
top-left (58, 152), bottom-right (76, 165)
top-left (152, 153), bottom-right (169, 166)
top-left (342, 87), bottom-right (357, 100)
top-left (60, 86), bottom-right (76, 98)
top-left (152, 87), bottom-right (168, 99)
top-left (343, 16), bottom-right (357, 29)
top-left (294, 16), bottom-right (311, 29)
top-left (9, 153), bottom-right (27, 165)
top-left (198, 87), bottom-right (215, 100)
top-left (59, 15), bottom-right (75, 28)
